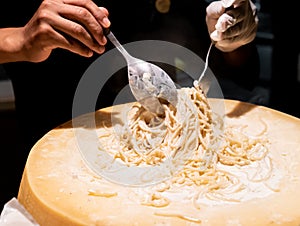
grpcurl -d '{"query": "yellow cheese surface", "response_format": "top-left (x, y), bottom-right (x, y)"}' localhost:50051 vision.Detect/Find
top-left (18, 100), bottom-right (300, 226)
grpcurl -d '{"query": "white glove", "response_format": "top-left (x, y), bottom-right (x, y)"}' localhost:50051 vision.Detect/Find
top-left (206, 0), bottom-right (258, 52)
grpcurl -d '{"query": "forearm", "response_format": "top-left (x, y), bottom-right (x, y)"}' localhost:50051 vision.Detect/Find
top-left (0, 27), bottom-right (26, 64)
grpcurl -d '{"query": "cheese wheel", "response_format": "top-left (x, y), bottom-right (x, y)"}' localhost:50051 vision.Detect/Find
top-left (18, 100), bottom-right (300, 226)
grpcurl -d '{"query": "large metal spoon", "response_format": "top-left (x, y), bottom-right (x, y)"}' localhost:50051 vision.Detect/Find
top-left (105, 30), bottom-right (178, 116)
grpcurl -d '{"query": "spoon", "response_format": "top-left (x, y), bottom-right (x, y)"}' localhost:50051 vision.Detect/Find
top-left (105, 30), bottom-right (178, 116)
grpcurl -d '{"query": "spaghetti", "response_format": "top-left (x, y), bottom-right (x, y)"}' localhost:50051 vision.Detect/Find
top-left (98, 83), bottom-right (272, 209)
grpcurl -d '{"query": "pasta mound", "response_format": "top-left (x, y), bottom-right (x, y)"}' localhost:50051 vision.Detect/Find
top-left (99, 84), bottom-right (271, 207)
top-left (105, 85), bottom-right (216, 168)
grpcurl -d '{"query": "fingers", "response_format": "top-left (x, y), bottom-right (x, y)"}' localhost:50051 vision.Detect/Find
top-left (206, 1), bottom-right (225, 34)
top-left (53, 5), bottom-right (106, 50)
top-left (213, 23), bottom-right (257, 52)
top-left (47, 20), bottom-right (104, 57)
top-left (207, 0), bottom-right (258, 52)
top-left (59, 0), bottom-right (110, 50)
top-left (21, 22), bottom-right (94, 62)
top-left (215, 13), bottom-right (236, 33)
top-left (25, 0), bottom-right (111, 60)
top-left (52, 30), bottom-right (97, 57)
top-left (63, 0), bottom-right (110, 27)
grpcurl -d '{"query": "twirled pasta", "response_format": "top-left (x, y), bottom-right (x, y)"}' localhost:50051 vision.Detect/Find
top-left (99, 83), bottom-right (271, 208)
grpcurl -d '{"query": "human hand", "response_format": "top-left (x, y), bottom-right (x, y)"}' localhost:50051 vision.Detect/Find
top-left (206, 0), bottom-right (258, 52)
top-left (20, 0), bottom-right (110, 62)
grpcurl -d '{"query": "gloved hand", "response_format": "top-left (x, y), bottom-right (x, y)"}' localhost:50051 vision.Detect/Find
top-left (206, 0), bottom-right (258, 52)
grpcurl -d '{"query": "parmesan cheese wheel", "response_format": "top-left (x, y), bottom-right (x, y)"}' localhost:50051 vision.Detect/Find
top-left (18, 99), bottom-right (300, 226)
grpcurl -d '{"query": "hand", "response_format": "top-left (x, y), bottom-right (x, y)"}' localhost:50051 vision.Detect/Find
top-left (5, 0), bottom-right (110, 63)
top-left (206, 0), bottom-right (258, 52)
